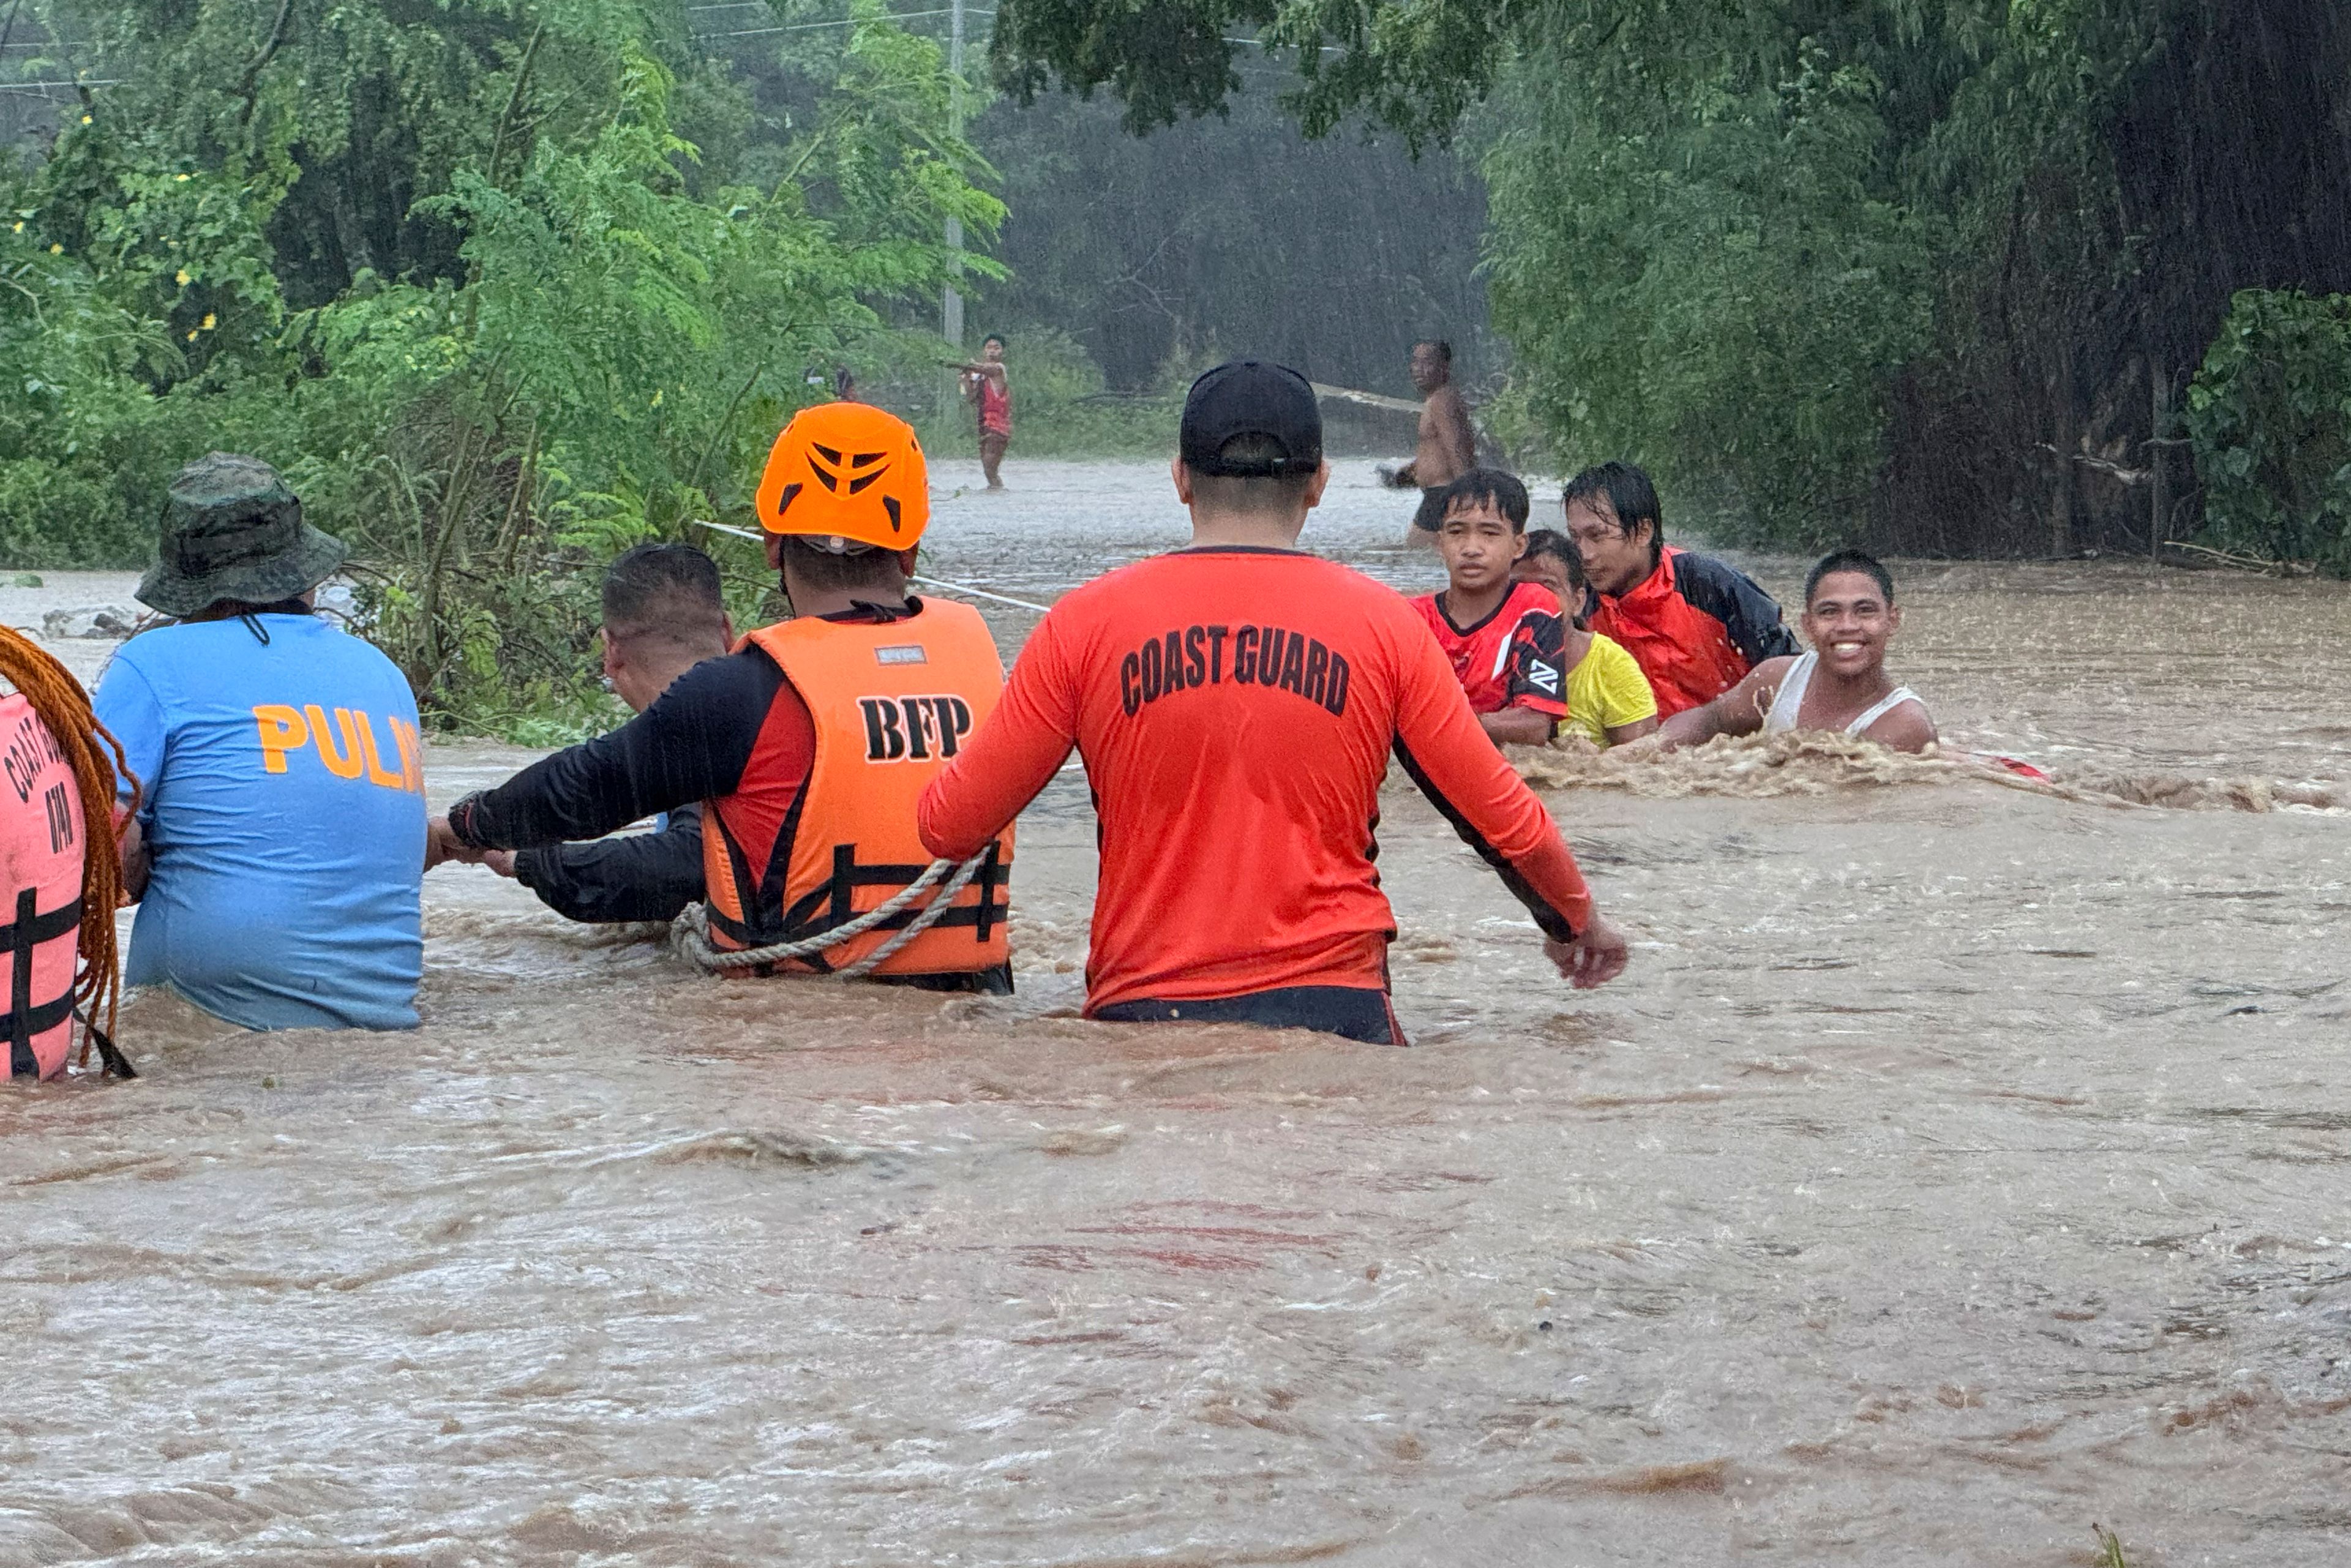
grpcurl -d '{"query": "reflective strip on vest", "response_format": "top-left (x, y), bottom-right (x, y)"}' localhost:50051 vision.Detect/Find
top-left (701, 601), bottom-right (1014, 977)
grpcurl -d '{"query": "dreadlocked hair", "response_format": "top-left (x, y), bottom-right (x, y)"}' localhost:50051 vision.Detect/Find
top-left (0, 625), bottom-right (137, 1054)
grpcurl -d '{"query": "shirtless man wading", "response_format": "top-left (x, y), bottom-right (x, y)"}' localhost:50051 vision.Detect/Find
top-left (1384, 339), bottom-right (1477, 546)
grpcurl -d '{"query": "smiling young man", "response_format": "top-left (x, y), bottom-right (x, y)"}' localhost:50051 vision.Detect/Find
top-left (916, 360), bottom-right (1628, 1045)
top-left (1565, 461), bottom-right (1798, 717)
top-left (1411, 469), bottom-right (1569, 748)
top-left (1655, 549), bottom-right (1935, 752)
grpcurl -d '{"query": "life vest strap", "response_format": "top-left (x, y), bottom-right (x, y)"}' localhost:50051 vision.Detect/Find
top-left (4, 887), bottom-right (81, 1079)
top-left (0, 889), bottom-right (82, 950)
top-left (765, 842), bottom-right (1010, 950)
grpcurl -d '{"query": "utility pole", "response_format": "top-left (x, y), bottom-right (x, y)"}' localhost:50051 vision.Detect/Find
top-left (942, 0), bottom-right (966, 351)
top-left (2150, 361), bottom-right (2171, 561)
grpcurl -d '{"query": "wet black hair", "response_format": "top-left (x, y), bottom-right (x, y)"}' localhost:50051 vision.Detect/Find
top-left (1523, 527), bottom-right (1576, 571)
top-left (1561, 460), bottom-right (1663, 566)
top-left (982, 332), bottom-right (1007, 350)
top-left (1805, 548), bottom-right (1896, 607)
top-left (1435, 467), bottom-right (1530, 530)
top-left (1187, 432), bottom-right (1318, 514)
top-left (1413, 338), bottom-right (1452, 362)
top-left (602, 542), bottom-right (728, 652)
top-left (1519, 528), bottom-right (1590, 628)
top-left (778, 534), bottom-right (908, 598)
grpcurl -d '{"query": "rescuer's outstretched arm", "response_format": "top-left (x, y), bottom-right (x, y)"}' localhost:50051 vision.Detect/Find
top-left (446, 652), bottom-right (772, 854)
top-left (918, 615), bottom-right (1078, 862)
top-left (1386, 625), bottom-right (1600, 948)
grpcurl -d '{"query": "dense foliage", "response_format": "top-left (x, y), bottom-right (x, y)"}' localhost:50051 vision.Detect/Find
top-left (996, 0), bottom-right (2351, 563)
top-left (2, 0), bottom-right (998, 731)
top-left (2184, 291), bottom-right (2351, 576)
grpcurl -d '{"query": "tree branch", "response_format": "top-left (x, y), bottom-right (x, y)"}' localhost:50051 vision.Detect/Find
top-left (486, 21), bottom-right (547, 190)
top-left (234, 0), bottom-right (297, 130)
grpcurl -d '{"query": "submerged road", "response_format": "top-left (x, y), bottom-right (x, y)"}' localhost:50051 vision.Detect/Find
top-left (2, 459), bottom-right (2347, 1565)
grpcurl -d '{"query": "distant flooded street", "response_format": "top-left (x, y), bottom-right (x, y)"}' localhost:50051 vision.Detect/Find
top-left (3, 459), bottom-right (2347, 1566)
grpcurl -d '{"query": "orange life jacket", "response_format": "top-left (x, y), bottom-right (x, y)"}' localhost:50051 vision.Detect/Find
top-left (701, 599), bottom-right (1013, 977)
top-left (0, 694), bottom-right (86, 1081)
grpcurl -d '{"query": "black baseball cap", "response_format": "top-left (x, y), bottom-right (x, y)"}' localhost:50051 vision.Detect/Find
top-left (1179, 360), bottom-right (1324, 477)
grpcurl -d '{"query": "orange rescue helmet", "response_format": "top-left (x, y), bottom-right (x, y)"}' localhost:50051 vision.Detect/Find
top-left (753, 401), bottom-right (931, 552)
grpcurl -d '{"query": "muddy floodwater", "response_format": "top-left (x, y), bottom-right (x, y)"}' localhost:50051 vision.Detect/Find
top-left (3, 459), bottom-right (2347, 1565)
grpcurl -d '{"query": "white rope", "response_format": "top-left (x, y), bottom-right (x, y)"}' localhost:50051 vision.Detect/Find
top-left (671, 851), bottom-right (992, 980)
top-left (689, 519), bottom-right (1056, 613)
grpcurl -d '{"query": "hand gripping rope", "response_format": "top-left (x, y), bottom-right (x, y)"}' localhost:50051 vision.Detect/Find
top-left (670, 850), bottom-right (993, 980)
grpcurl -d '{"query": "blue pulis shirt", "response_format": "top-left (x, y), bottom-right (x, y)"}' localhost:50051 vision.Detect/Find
top-left (94, 613), bottom-right (426, 1030)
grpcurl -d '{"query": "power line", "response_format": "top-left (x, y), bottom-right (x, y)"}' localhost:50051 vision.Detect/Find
top-left (0, 78), bottom-right (117, 91)
top-left (1225, 36), bottom-right (1343, 54)
top-left (696, 7), bottom-right (991, 39)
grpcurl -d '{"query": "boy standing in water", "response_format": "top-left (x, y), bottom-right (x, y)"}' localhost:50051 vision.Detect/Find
top-left (1513, 530), bottom-right (1659, 749)
top-left (1409, 470), bottom-right (1570, 748)
top-left (959, 333), bottom-right (1013, 490)
top-left (918, 360), bottom-right (1627, 1045)
top-left (1655, 549), bottom-right (1935, 753)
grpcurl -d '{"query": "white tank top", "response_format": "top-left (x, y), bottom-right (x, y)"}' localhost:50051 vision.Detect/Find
top-left (1763, 651), bottom-right (1925, 738)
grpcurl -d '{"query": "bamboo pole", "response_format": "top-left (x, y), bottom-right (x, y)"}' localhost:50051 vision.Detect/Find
top-left (2150, 365), bottom-right (2171, 561)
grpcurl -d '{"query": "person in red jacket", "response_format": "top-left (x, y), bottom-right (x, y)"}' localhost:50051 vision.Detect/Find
top-left (1565, 461), bottom-right (1798, 717)
top-left (917, 359), bottom-right (1628, 1046)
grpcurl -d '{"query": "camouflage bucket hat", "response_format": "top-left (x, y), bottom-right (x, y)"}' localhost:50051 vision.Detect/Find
top-left (136, 453), bottom-right (350, 618)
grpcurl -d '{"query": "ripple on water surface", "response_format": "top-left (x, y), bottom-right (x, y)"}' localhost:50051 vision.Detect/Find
top-left (2, 460), bottom-right (2347, 1564)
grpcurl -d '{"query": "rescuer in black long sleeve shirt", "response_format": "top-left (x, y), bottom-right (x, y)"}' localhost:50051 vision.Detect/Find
top-left (470, 543), bottom-right (738, 922)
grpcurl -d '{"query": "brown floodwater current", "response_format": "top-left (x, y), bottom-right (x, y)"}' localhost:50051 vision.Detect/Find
top-left (3, 460), bottom-right (2347, 1565)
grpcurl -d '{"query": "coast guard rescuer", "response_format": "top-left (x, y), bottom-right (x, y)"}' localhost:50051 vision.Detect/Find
top-left (428, 403), bottom-right (1014, 990)
top-left (917, 360), bottom-right (1627, 1045)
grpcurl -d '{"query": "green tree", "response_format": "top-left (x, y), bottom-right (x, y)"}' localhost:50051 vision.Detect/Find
top-left (2184, 291), bottom-right (2351, 575)
top-left (1, 0), bottom-right (1000, 733)
top-left (992, 0), bottom-right (2351, 556)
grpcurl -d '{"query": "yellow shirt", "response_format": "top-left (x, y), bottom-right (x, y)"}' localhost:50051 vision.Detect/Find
top-left (1563, 632), bottom-right (1658, 746)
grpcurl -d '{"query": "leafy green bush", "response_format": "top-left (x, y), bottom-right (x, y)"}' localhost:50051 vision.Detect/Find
top-left (2, 0), bottom-right (999, 739)
top-left (1480, 36), bottom-right (1934, 549)
top-left (2184, 290), bottom-right (2351, 575)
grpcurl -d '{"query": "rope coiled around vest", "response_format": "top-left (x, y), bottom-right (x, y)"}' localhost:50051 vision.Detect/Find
top-left (670, 851), bottom-right (992, 980)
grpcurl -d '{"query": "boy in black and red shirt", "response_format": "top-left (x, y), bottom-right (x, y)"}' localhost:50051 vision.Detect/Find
top-left (1409, 469), bottom-right (1570, 748)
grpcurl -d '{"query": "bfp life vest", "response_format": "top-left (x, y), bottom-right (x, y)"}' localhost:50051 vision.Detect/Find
top-left (701, 599), bottom-right (1013, 977)
top-left (0, 693), bottom-right (86, 1081)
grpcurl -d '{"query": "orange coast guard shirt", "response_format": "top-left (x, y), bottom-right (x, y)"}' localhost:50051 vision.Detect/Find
top-left (917, 547), bottom-right (1595, 1013)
